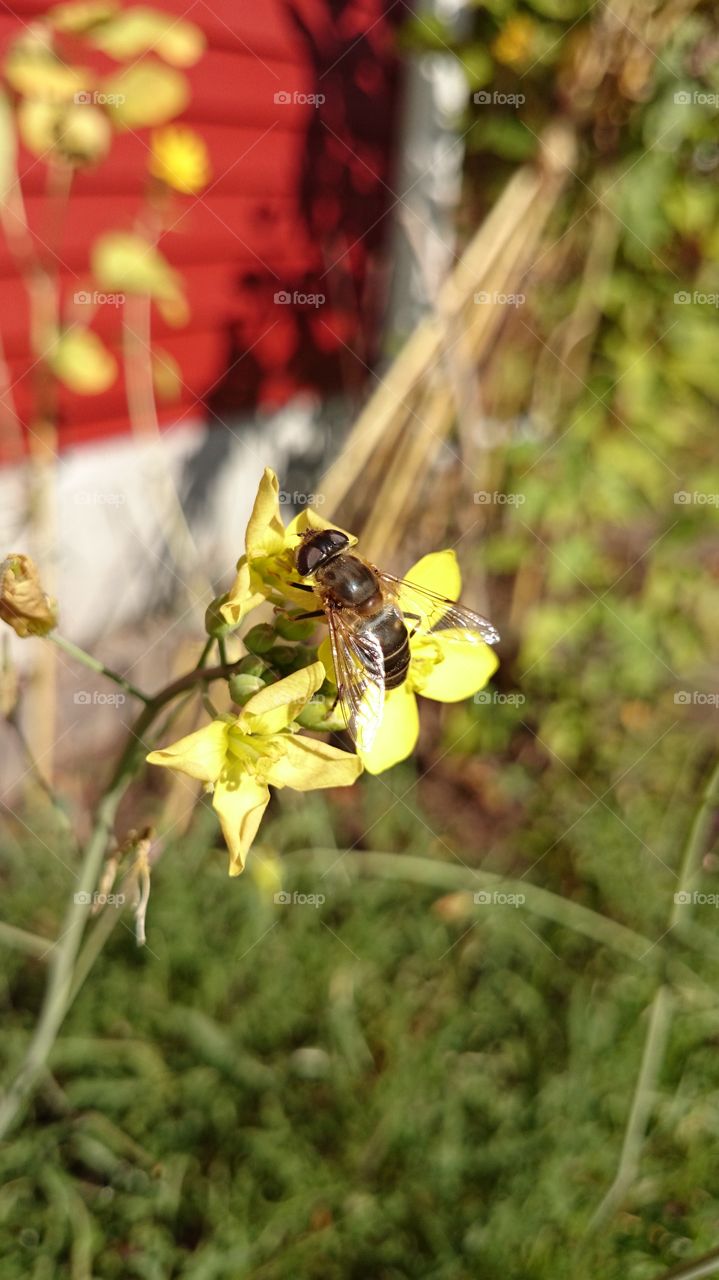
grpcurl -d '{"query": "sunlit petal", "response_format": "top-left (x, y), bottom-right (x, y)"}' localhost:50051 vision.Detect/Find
top-left (360, 683), bottom-right (419, 775)
top-left (239, 662), bottom-right (325, 735)
top-left (398, 549), bottom-right (461, 615)
top-left (264, 734), bottom-right (363, 789)
top-left (245, 467), bottom-right (287, 560)
top-left (146, 719), bottom-right (229, 783)
top-left (213, 773), bottom-right (270, 876)
top-left (411, 630), bottom-right (499, 702)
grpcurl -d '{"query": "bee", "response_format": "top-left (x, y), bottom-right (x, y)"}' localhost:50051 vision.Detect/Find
top-left (293, 528), bottom-right (500, 750)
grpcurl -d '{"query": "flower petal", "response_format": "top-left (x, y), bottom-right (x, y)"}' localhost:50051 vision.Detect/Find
top-left (146, 719), bottom-right (229, 783)
top-left (360, 683), bottom-right (419, 775)
top-left (398, 549), bottom-right (461, 615)
top-left (245, 468), bottom-right (286, 560)
top-left (411, 631), bottom-right (499, 702)
top-left (220, 557), bottom-right (267, 628)
top-left (240, 662), bottom-right (325, 735)
top-left (264, 734), bottom-right (363, 789)
top-left (213, 773), bottom-right (270, 876)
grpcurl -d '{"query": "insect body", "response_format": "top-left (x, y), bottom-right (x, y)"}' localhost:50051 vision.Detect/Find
top-left (295, 527), bottom-right (500, 750)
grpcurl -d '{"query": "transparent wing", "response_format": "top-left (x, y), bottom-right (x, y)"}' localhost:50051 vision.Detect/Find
top-left (377, 570), bottom-right (500, 646)
top-left (326, 609), bottom-right (386, 752)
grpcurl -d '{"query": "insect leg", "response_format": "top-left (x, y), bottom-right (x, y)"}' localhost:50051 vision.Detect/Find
top-left (404, 611), bottom-right (422, 638)
top-left (288, 581), bottom-right (314, 592)
top-left (292, 610), bottom-right (324, 621)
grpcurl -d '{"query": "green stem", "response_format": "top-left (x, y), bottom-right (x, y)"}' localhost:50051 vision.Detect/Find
top-left (584, 754), bottom-right (719, 1233)
top-left (0, 921), bottom-right (51, 958)
top-left (0, 651), bottom-right (245, 1141)
top-left (50, 633), bottom-right (150, 704)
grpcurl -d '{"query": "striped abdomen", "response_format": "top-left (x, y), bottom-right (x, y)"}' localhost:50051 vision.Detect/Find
top-left (361, 604), bottom-right (410, 690)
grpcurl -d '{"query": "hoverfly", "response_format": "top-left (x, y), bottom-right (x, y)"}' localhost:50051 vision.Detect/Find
top-left (293, 528), bottom-right (500, 751)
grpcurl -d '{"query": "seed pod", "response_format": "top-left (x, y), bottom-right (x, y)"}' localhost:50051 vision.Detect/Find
top-left (243, 624), bottom-right (277, 655)
top-left (0, 554), bottom-right (57, 638)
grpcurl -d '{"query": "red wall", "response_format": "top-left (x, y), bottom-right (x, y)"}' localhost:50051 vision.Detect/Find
top-left (0, 0), bottom-right (400, 459)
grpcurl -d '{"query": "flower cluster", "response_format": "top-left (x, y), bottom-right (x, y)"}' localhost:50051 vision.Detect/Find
top-left (145, 469), bottom-right (499, 872)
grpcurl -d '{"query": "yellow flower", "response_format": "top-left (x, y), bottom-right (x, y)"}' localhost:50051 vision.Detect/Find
top-left (220, 467), bottom-right (354, 630)
top-left (492, 15), bottom-right (536, 67)
top-left (0, 554), bottom-right (57, 639)
top-left (146, 662), bottom-right (362, 875)
top-left (320, 550), bottom-right (499, 775)
top-left (149, 126), bottom-right (211, 195)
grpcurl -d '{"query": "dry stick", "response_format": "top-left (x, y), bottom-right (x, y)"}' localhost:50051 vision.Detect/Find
top-left (0, 653), bottom-right (243, 1140)
top-left (586, 755), bottom-right (719, 1233)
top-left (318, 122), bottom-right (577, 523)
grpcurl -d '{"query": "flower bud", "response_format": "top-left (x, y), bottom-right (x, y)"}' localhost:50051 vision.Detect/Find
top-left (275, 614), bottom-right (318, 642)
top-left (228, 673), bottom-right (266, 705)
top-left (0, 554), bottom-right (57, 638)
top-left (234, 654), bottom-right (268, 678)
top-left (205, 594), bottom-right (234, 638)
top-left (244, 624), bottom-right (277, 655)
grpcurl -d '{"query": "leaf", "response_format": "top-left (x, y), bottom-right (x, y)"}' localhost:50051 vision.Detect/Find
top-left (92, 232), bottom-right (185, 305)
top-left (102, 60), bottom-right (189, 129)
top-left (88, 8), bottom-right (205, 67)
top-left (49, 328), bottom-right (117, 394)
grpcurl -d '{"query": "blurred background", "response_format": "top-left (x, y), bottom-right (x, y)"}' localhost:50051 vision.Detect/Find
top-left (1, 0), bottom-right (718, 1276)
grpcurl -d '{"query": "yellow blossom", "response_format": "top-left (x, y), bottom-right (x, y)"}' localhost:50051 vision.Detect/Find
top-left (320, 550), bottom-right (499, 775)
top-left (219, 468), bottom-right (354, 630)
top-left (492, 14), bottom-right (536, 67)
top-left (149, 125), bottom-right (211, 195)
top-left (0, 554), bottom-right (57, 639)
top-left (146, 662), bottom-right (362, 875)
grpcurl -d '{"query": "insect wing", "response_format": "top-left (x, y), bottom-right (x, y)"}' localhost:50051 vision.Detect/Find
top-left (326, 610), bottom-right (386, 752)
top-left (377, 571), bottom-right (500, 646)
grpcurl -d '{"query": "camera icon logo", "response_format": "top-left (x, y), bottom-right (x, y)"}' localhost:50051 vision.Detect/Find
top-left (274, 91), bottom-right (292, 105)
top-left (673, 891), bottom-right (691, 905)
top-left (73, 690), bottom-right (92, 704)
top-left (474, 890), bottom-right (492, 905)
top-left (274, 290), bottom-right (291, 304)
top-left (73, 91), bottom-right (93, 105)
top-left (474, 291), bottom-right (490, 305)
top-left (674, 691), bottom-right (691, 704)
top-left (673, 91), bottom-right (692, 105)
top-left (74, 891), bottom-right (92, 904)
top-left (673, 491), bottom-right (691, 504)
top-left (473, 91), bottom-right (491, 105)
top-left (273, 890), bottom-right (292, 905)
top-left (74, 290), bottom-right (92, 304)
top-left (674, 291), bottom-right (691, 304)
top-left (474, 690), bottom-right (492, 704)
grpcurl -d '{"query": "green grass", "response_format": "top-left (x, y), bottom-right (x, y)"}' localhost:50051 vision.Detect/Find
top-left (1, 772), bottom-right (718, 1280)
